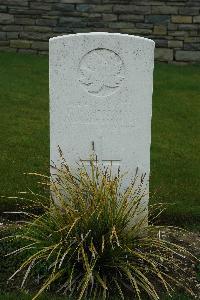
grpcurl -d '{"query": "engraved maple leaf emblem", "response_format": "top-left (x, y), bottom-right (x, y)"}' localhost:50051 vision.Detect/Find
top-left (79, 49), bottom-right (125, 96)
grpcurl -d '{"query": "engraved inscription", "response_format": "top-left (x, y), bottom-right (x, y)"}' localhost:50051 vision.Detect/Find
top-left (66, 105), bottom-right (135, 126)
top-left (79, 48), bottom-right (125, 97)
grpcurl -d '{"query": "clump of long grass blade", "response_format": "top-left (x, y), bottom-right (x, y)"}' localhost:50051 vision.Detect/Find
top-left (3, 156), bottom-right (199, 300)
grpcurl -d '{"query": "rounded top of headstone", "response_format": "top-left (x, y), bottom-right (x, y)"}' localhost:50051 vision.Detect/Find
top-left (49, 32), bottom-right (155, 46)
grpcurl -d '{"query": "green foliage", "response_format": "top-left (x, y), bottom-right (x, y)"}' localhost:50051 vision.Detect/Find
top-left (2, 159), bottom-right (198, 300)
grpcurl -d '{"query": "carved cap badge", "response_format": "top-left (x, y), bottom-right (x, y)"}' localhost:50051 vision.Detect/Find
top-left (79, 48), bottom-right (125, 97)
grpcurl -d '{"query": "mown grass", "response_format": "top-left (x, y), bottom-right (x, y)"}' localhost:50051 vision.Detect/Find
top-left (0, 52), bottom-right (49, 214)
top-left (151, 62), bottom-right (200, 227)
top-left (0, 51), bottom-right (199, 229)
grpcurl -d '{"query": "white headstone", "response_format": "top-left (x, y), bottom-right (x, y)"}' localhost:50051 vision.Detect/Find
top-left (49, 32), bottom-right (154, 193)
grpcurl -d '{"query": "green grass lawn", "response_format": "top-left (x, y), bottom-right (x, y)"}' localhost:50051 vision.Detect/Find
top-left (0, 52), bottom-right (49, 214)
top-left (0, 51), bottom-right (199, 228)
top-left (151, 62), bottom-right (200, 227)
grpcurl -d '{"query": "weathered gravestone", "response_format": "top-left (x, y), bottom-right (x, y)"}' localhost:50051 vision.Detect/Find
top-left (49, 32), bottom-right (154, 201)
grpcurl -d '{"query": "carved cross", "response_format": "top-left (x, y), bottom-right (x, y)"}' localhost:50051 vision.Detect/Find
top-left (80, 141), bottom-right (121, 170)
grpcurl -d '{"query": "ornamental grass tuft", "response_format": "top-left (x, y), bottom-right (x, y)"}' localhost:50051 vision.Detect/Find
top-left (2, 154), bottom-right (199, 300)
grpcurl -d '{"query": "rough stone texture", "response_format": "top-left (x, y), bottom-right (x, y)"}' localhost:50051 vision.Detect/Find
top-left (171, 15), bottom-right (192, 23)
top-left (155, 48), bottom-right (173, 62)
top-left (145, 15), bottom-right (171, 24)
top-left (184, 42), bottom-right (200, 50)
top-left (0, 32), bottom-right (6, 40)
top-left (0, 0), bottom-right (200, 63)
top-left (151, 5), bottom-right (178, 14)
top-left (14, 17), bottom-right (35, 25)
top-left (32, 41), bottom-right (49, 50)
top-left (154, 38), bottom-right (168, 47)
top-left (0, 6), bottom-right (7, 13)
top-left (168, 40), bottom-right (183, 48)
top-left (0, 13), bottom-right (14, 24)
top-left (153, 25), bottom-right (167, 35)
top-left (176, 50), bottom-right (200, 61)
top-left (50, 33), bottom-right (154, 206)
top-left (10, 39), bottom-right (31, 48)
top-left (193, 16), bottom-right (200, 23)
